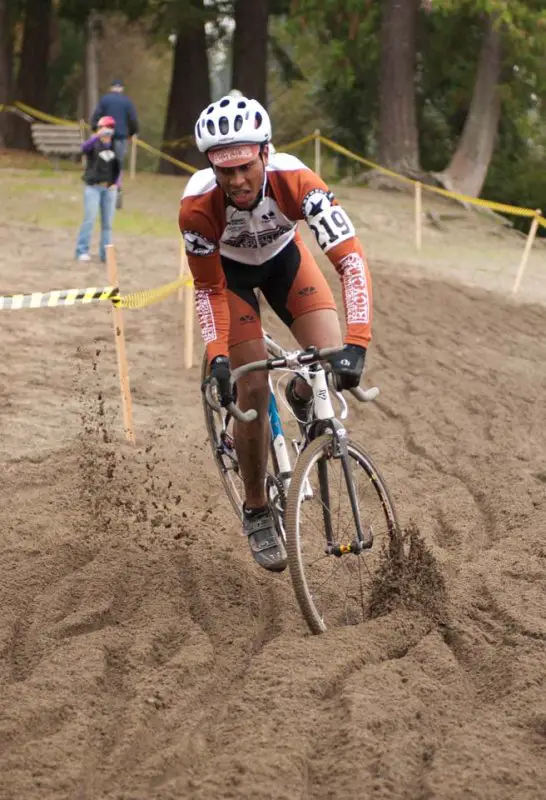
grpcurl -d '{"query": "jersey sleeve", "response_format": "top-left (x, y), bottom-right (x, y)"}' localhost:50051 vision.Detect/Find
top-left (178, 193), bottom-right (229, 363)
top-left (280, 163), bottom-right (373, 349)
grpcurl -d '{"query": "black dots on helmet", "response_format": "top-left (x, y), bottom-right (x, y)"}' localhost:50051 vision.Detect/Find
top-left (237, 100), bottom-right (247, 109)
top-left (234, 115), bottom-right (243, 132)
top-left (254, 112), bottom-right (263, 129)
top-left (219, 116), bottom-right (229, 135)
top-left (207, 119), bottom-right (215, 136)
top-left (219, 97), bottom-right (230, 108)
top-left (206, 105), bottom-right (214, 114)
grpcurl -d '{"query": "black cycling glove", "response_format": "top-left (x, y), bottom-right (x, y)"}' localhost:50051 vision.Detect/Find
top-left (204, 355), bottom-right (233, 407)
top-left (327, 344), bottom-right (366, 391)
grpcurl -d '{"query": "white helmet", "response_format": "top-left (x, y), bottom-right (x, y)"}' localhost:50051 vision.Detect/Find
top-left (195, 95), bottom-right (272, 155)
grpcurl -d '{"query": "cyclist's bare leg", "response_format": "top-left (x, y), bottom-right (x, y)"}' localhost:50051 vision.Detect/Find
top-left (229, 337), bottom-right (270, 509)
top-left (291, 308), bottom-right (343, 400)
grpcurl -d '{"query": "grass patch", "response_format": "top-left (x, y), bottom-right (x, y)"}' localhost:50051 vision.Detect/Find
top-left (0, 150), bottom-right (80, 173)
top-left (18, 204), bottom-right (174, 238)
top-left (113, 210), bottom-right (175, 238)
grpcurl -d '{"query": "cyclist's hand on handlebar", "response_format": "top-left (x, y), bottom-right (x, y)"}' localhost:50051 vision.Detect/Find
top-left (204, 355), bottom-right (234, 407)
top-left (327, 344), bottom-right (366, 391)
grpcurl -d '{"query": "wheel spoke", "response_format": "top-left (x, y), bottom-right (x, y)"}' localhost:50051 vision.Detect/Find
top-left (285, 434), bottom-right (398, 634)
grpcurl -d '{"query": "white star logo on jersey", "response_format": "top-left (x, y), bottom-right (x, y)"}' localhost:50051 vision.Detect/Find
top-left (183, 230), bottom-right (217, 256)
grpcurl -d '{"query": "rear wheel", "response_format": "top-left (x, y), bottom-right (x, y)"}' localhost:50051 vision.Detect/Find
top-left (201, 353), bottom-right (245, 519)
top-left (201, 345), bottom-right (287, 523)
top-left (284, 433), bottom-right (400, 634)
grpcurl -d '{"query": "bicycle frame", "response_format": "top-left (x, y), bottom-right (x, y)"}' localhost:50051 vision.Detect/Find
top-left (207, 332), bottom-right (378, 544)
top-left (267, 381), bottom-right (292, 489)
top-left (264, 330), bottom-right (341, 497)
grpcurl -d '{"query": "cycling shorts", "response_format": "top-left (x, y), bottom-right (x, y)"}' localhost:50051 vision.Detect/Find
top-left (222, 235), bottom-right (337, 349)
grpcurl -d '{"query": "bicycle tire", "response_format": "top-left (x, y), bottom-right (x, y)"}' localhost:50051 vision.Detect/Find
top-left (201, 352), bottom-right (245, 519)
top-left (201, 341), bottom-right (287, 522)
top-left (284, 433), bottom-right (400, 634)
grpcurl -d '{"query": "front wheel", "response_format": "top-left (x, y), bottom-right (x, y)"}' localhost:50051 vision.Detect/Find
top-left (284, 434), bottom-right (400, 634)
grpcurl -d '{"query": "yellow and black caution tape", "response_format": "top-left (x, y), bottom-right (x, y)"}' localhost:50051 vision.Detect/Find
top-left (0, 102), bottom-right (34, 121)
top-left (318, 135), bottom-right (543, 220)
top-left (8, 100), bottom-right (546, 228)
top-left (135, 138), bottom-right (198, 175)
top-left (320, 135), bottom-right (421, 188)
top-left (115, 276), bottom-right (193, 310)
top-left (14, 101), bottom-right (81, 127)
top-left (0, 286), bottom-right (119, 310)
top-left (280, 133), bottom-right (317, 152)
top-left (162, 133), bottom-right (195, 148)
top-left (0, 277), bottom-right (196, 313)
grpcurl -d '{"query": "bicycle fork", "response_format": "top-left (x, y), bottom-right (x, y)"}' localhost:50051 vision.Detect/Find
top-left (317, 429), bottom-right (373, 555)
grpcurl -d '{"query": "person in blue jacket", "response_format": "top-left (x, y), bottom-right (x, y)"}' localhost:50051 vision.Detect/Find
top-left (91, 79), bottom-right (139, 207)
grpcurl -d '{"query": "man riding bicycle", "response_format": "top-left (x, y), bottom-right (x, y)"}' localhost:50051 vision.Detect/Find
top-left (179, 95), bottom-right (373, 574)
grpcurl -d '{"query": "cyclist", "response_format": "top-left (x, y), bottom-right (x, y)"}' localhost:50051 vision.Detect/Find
top-left (179, 95), bottom-right (372, 573)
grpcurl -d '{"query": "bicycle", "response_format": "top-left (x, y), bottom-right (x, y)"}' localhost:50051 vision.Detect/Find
top-left (201, 332), bottom-right (400, 634)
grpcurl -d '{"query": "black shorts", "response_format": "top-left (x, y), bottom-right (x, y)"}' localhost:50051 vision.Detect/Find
top-left (221, 236), bottom-right (337, 348)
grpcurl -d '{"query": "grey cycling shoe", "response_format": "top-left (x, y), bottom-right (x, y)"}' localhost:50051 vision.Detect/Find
top-left (243, 505), bottom-right (288, 573)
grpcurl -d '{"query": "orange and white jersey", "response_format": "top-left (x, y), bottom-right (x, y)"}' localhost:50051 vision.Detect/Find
top-left (179, 152), bottom-right (372, 359)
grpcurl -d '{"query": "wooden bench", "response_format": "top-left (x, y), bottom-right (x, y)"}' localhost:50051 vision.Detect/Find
top-left (31, 122), bottom-right (85, 163)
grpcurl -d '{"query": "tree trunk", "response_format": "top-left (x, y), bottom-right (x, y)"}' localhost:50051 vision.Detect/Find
top-left (84, 12), bottom-right (100, 122)
top-left (0, 0), bottom-right (13, 147)
top-left (378, 0), bottom-right (420, 174)
top-left (7, 0), bottom-right (53, 150)
top-left (160, 2), bottom-right (210, 174)
top-left (232, 0), bottom-right (269, 106)
top-left (436, 17), bottom-right (502, 197)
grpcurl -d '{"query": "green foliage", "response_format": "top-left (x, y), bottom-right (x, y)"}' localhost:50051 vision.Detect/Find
top-left (419, 1), bottom-right (546, 224)
top-left (280, 1), bottom-right (381, 156)
top-left (484, 113), bottom-right (546, 231)
top-left (279, 0), bottom-right (545, 223)
top-left (59, 0), bottom-right (148, 24)
top-left (5, 0), bottom-right (545, 222)
top-left (47, 18), bottom-right (85, 120)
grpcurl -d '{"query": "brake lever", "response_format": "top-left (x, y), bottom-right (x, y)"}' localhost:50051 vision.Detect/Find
top-left (205, 381), bottom-right (257, 422)
top-left (350, 386), bottom-right (380, 402)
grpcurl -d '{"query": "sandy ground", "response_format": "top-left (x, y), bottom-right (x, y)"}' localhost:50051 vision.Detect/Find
top-left (0, 174), bottom-right (545, 799)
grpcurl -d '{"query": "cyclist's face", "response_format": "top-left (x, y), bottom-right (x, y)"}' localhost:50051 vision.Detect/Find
top-left (214, 149), bottom-right (268, 210)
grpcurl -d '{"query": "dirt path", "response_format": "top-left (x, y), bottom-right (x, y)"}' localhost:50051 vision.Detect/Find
top-left (0, 215), bottom-right (545, 799)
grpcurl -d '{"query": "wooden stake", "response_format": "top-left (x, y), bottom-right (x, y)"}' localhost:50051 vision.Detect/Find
top-left (415, 181), bottom-right (422, 251)
top-left (129, 134), bottom-right (137, 179)
top-left (512, 209), bottom-right (541, 296)
top-left (105, 244), bottom-right (136, 444)
top-left (180, 241), bottom-right (194, 369)
top-left (314, 129), bottom-right (321, 176)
